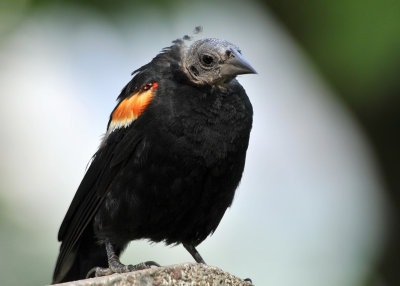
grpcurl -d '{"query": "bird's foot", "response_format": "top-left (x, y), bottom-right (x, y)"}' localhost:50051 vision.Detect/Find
top-left (86, 261), bottom-right (160, 278)
top-left (86, 267), bottom-right (113, 278)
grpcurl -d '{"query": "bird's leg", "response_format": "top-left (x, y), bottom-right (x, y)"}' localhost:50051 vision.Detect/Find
top-left (183, 243), bottom-right (206, 264)
top-left (86, 241), bottom-right (160, 278)
top-left (183, 243), bottom-right (252, 283)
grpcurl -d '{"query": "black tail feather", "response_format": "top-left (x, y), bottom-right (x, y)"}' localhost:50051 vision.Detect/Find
top-left (53, 228), bottom-right (108, 284)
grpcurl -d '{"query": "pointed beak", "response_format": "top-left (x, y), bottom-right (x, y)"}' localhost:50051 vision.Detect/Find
top-left (220, 48), bottom-right (257, 78)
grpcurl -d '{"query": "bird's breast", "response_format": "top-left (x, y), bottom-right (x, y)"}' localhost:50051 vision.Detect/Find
top-left (164, 96), bottom-right (251, 166)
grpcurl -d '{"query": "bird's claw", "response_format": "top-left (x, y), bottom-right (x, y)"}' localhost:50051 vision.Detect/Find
top-left (125, 260), bottom-right (160, 271)
top-left (136, 261), bottom-right (161, 268)
top-left (86, 261), bottom-right (160, 278)
top-left (86, 267), bottom-right (113, 278)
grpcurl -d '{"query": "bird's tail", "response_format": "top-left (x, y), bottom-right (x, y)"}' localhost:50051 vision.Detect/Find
top-left (52, 229), bottom-right (108, 284)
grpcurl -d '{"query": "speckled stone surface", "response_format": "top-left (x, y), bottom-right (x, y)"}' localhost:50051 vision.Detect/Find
top-left (51, 263), bottom-right (254, 286)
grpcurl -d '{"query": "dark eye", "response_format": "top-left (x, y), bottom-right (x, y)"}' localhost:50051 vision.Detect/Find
top-left (201, 54), bottom-right (214, 66)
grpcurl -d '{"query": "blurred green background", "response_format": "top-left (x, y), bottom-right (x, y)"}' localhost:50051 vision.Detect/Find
top-left (0, 0), bottom-right (399, 285)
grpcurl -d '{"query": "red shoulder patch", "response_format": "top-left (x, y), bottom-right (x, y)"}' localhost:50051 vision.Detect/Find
top-left (108, 82), bottom-right (158, 133)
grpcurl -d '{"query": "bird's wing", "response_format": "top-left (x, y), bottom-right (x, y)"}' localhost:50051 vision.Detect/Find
top-left (53, 80), bottom-right (158, 281)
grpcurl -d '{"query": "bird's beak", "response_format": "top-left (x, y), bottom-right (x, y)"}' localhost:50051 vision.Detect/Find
top-left (220, 48), bottom-right (257, 78)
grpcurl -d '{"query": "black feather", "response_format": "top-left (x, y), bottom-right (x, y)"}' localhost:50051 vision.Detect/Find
top-left (52, 37), bottom-right (253, 283)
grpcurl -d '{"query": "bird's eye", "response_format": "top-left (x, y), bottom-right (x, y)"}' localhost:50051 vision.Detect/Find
top-left (201, 54), bottom-right (214, 66)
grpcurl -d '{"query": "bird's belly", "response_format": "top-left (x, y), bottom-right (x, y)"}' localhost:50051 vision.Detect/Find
top-left (94, 152), bottom-right (242, 247)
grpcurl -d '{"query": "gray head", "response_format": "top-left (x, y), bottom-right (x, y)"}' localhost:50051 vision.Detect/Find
top-left (183, 38), bottom-right (256, 85)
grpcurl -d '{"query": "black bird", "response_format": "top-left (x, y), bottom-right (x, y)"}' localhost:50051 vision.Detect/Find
top-left (52, 35), bottom-right (255, 283)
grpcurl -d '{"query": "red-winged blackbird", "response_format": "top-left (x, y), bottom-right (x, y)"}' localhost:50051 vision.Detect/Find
top-left (52, 35), bottom-right (255, 284)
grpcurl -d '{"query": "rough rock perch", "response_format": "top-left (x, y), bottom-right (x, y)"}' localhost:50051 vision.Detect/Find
top-left (51, 263), bottom-right (254, 286)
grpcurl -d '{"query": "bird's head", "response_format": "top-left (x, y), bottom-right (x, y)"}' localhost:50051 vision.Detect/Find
top-left (183, 38), bottom-right (256, 85)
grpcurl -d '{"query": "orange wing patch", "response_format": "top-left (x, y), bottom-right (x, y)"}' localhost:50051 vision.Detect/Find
top-left (107, 82), bottom-right (158, 133)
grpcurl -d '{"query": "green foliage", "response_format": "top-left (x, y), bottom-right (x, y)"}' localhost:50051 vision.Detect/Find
top-left (267, 0), bottom-right (400, 104)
